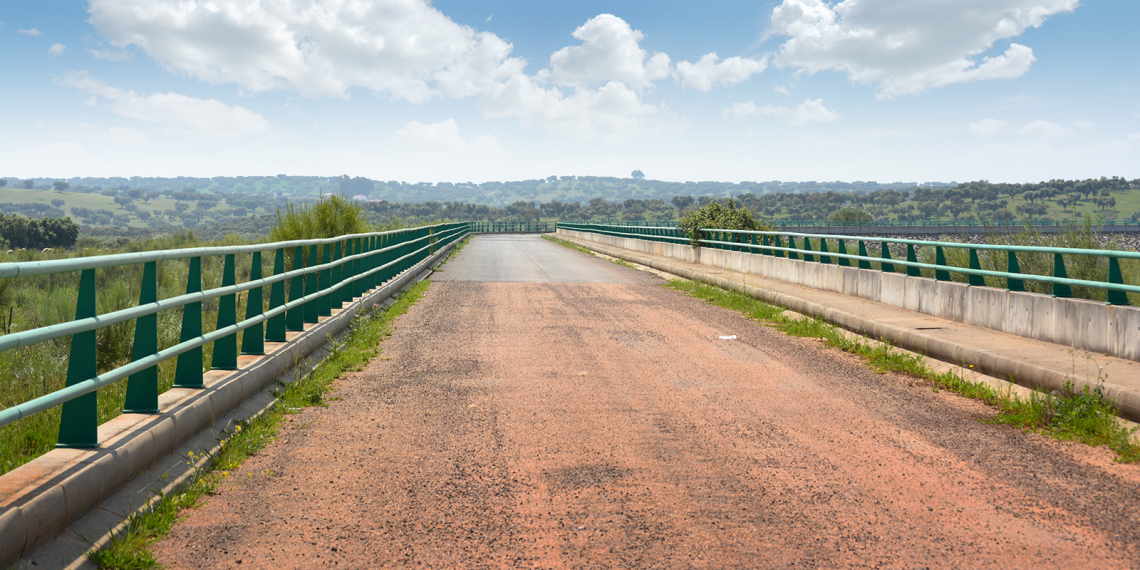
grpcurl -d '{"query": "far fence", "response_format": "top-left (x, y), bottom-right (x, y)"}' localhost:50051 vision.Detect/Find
top-left (0, 222), bottom-right (469, 448)
top-left (582, 219), bottom-right (1140, 234)
top-left (556, 222), bottom-right (1138, 305)
top-left (471, 221), bottom-right (553, 233)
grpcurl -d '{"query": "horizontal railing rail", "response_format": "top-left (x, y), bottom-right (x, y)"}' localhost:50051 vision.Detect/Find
top-left (772, 219), bottom-right (1140, 228)
top-left (557, 222), bottom-right (1138, 303)
top-left (0, 222), bottom-right (470, 447)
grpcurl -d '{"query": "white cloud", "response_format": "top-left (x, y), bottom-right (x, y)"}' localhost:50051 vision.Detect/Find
top-left (722, 101), bottom-right (760, 120)
top-left (760, 98), bottom-right (840, 126)
top-left (56, 71), bottom-right (270, 138)
top-left (48, 44), bottom-right (66, 55)
top-left (774, 85), bottom-right (790, 95)
top-left (87, 0), bottom-right (526, 102)
top-left (481, 75), bottom-right (660, 141)
top-left (969, 118), bottom-right (1010, 136)
top-left (88, 48), bottom-right (133, 62)
top-left (391, 119), bottom-right (503, 156)
top-left (767, 0), bottom-right (1076, 98)
top-left (17, 28), bottom-right (41, 36)
top-left (675, 53), bottom-right (768, 92)
top-left (547, 14), bottom-right (671, 91)
top-left (1018, 119), bottom-right (1069, 140)
top-left (1072, 120), bottom-right (1095, 130)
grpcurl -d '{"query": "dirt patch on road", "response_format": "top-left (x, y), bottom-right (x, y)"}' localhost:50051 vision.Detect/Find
top-left (154, 266), bottom-right (1140, 569)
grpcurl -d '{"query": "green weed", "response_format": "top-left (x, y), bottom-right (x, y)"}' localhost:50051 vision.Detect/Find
top-left (542, 234), bottom-right (596, 256)
top-left (665, 279), bottom-right (1140, 462)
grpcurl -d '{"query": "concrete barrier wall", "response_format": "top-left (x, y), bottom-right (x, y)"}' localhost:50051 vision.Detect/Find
top-left (559, 229), bottom-right (1140, 362)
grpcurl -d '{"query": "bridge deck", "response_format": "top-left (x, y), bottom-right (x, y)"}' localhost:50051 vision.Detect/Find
top-left (153, 235), bottom-right (1140, 568)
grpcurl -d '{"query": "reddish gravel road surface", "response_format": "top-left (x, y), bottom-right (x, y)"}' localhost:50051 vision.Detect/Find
top-left (155, 235), bottom-right (1140, 569)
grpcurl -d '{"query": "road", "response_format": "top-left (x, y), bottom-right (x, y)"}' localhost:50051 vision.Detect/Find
top-left (155, 235), bottom-right (1140, 569)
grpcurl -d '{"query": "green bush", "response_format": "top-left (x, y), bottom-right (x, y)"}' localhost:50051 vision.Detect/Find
top-left (677, 198), bottom-right (769, 247)
top-left (828, 206), bottom-right (874, 223)
top-left (269, 195), bottom-right (368, 242)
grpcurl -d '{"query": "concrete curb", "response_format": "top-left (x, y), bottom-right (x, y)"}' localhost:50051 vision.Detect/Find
top-left (0, 240), bottom-right (461, 569)
top-left (560, 234), bottom-right (1140, 424)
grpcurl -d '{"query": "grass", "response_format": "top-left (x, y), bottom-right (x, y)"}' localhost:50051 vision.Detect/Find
top-left (664, 278), bottom-right (1140, 463)
top-left (87, 278), bottom-right (431, 569)
top-left (541, 234), bottom-right (596, 256)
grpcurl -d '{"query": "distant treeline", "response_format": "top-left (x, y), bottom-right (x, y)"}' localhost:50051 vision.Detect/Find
top-left (0, 213), bottom-right (79, 250)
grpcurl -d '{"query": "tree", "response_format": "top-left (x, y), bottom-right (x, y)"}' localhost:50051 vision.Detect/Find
top-left (53, 180), bottom-right (69, 192)
top-left (144, 191), bottom-right (160, 203)
top-left (678, 198), bottom-right (768, 247)
top-left (991, 209), bottom-right (1015, 221)
top-left (0, 179), bottom-right (7, 188)
top-left (671, 195), bottom-right (695, 211)
top-left (175, 202), bottom-right (189, 214)
top-left (631, 170), bottom-right (645, 180)
top-left (1016, 203), bottom-right (1047, 219)
top-left (127, 188), bottom-right (144, 200)
top-left (51, 199), bottom-right (65, 208)
top-left (23, 179), bottom-right (35, 189)
top-left (828, 206), bottom-right (873, 223)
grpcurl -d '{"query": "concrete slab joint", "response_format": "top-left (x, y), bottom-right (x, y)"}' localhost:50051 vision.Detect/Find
top-left (0, 239), bottom-right (461, 569)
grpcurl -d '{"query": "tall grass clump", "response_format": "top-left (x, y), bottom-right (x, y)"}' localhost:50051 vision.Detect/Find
top-left (268, 195), bottom-right (368, 242)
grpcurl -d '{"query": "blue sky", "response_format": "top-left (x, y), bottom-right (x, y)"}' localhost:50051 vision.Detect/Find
top-left (1, 0), bottom-right (1137, 184)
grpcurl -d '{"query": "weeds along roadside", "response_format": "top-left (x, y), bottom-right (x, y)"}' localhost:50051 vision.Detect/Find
top-left (86, 277), bottom-right (431, 569)
top-left (543, 235), bottom-right (1139, 463)
top-left (664, 279), bottom-right (1140, 463)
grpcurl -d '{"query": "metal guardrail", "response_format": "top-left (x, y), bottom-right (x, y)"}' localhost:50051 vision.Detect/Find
top-left (471, 221), bottom-right (553, 233)
top-left (0, 222), bottom-right (469, 447)
top-left (773, 219), bottom-right (1140, 229)
top-left (557, 223), bottom-right (1139, 304)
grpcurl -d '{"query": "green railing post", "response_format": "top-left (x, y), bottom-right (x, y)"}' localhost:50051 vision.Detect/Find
top-left (57, 268), bottom-right (99, 447)
top-left (174, 257), bottom-right (203, 388)
top-left (286, 246), bottom-right (305, 331)
top-left (857, 241), bottom-right (872, 270)
top-left (351, 238), bottom-right (363, 299)
top-left (1107, 257), bottom-right (1131, 305)
top-left (318, 244), bottom-right (332, 317)
top-left (1007, 251), bottom-right (1026, 292)
top-left (211, 254), bottom-right (238, 370)
top-left (1049, 253), bottom-right (1071, 298)
top-left (241, 251), bottom-right (265, 355)
top-left (837, 240), bottom-right (851, 267)
top-left (934, 246), bottom-right (951, 282)
top-left (331, 241), bottom-right (344, 310)
top-left (801, 237), bottom-right (815, 262)
top-left (787, 236), bottom-right (799, 260)
top-left (761, 235), bottom-right (771, 256)
top-left (906, 244), bottom-right (921, 276)
top-left (124, 261), bottom-right (159, 413)
top-left (818, 238), bottom-right (832, 264)
top-left (968, 249), bottom-right (987, 287)
top-left (879, 242), bottom-right (894, 273)
top-left (266, 248), bottom-right (287, 342)
top-left (304, 245), bottom-right (319, 323)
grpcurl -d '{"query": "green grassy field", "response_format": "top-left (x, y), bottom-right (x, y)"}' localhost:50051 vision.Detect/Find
top-left (0, 187), bottom-right (273, 228)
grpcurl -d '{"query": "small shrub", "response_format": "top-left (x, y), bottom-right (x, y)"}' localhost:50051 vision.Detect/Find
top-left (677, 198), bottom-right (769, 247)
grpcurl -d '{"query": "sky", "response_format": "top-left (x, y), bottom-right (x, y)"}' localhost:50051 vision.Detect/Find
top-left (1, 0), bottom-right (1138, 184)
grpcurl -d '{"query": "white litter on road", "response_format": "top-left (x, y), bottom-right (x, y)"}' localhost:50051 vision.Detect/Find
top-left (718, 335), bottom-right (737, 340)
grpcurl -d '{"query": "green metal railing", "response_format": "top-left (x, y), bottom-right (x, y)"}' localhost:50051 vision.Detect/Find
top-left (471, 221), bottom-right (553, 233)
top-left (557, 222), bottom-right (1139, 305)
top-left (773, 219), bottom-right (1140, 229)
top-left (0, 222), bottom-right (469, 447)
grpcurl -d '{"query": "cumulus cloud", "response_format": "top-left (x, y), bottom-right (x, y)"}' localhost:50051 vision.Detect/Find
top-left (774, 85), bottom-right (791, 95)
top-left (547, 14), bottom-right (671, 90)
top-left (481, 75), bottom-right (660, 141)
top-left (18, 28), bottom-right (41, 36)
top-left (48, 43), bottom-right (66, 55)
top-left (722, 101), bottom-right (760, 120)
top-left (969, 118), bottom-right (1010, 136)
top-left (767, 0), bottom-right (1076, 98)
top-left (87, 0), bottom-right (526, 102)
top-left (1072, 120), bottom-right (1095, 130)
top-left (760, 98), bottom-right (840, 126)
top-left (56, 71), bottom-right (270, 138)
top-left (391, 119), bottom-right (503, 156)
top-left (88, 48), bottom-right (133, 61)
top-left (1019, 119), bottom-right (1069, 140)
top-left (676, 53), bottom-right (768, 92)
